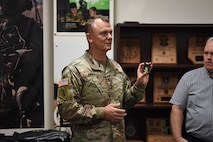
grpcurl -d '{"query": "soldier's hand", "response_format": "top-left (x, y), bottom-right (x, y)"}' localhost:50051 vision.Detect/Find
top-left (136, 62), bottom-right (152, 86)
top-left (104, 103), bottom-right (127, 122)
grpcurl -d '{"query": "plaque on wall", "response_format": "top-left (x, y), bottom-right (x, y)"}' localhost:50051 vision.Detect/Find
top-left (188, 33), bottom-right (207, 64)
top-left (119, 38), bottom-right (141, 63)
top-left (153, 72), bottom-right (178, 103)
top-left (151, 33), bottom-right (177, 64)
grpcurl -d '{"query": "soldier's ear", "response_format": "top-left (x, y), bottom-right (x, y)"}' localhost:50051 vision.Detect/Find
top-left (86, 33), bottom-right (93, 43)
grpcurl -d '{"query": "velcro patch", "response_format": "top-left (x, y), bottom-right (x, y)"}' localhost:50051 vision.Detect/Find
top-left (58, 78), bottom-right (69, 87)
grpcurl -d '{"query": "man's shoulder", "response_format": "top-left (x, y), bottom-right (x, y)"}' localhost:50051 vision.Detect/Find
top-left (70, 55), bottom-right (88, 67)
top-left (62, 55), bottom-right (86, 72)
top-left (186, 66), bottom-right (204, 74)
top-left (182, 66), bottom-right (205, 79)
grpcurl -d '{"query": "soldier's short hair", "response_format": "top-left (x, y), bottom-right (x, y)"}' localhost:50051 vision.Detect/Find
top-left (85, 15), bottom-right (109, 33)
top-left (89, 7), bottom-right (97, 12)
top-left (69, 2), bottom-right (77, 9)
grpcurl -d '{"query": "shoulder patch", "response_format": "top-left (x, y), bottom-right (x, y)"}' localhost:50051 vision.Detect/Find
top-left (58, 78), bottom-right (69, 87)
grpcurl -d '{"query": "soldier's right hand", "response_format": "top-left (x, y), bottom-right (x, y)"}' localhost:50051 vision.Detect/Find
top-left (104, 103), bottom-right (127, 122)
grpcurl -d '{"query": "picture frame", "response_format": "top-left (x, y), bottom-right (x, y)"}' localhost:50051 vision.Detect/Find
top-left (54, 0), bottom-right (114, 36)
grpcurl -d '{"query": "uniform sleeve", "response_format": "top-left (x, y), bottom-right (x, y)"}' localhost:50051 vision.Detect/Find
top-left (57, 65), bottom-right (105, 125)
top-left (122, 74), bottom-right (146, 110)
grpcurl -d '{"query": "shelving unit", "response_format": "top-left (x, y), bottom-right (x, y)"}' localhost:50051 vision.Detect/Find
top-left (115, 23), bottom-right (213, 142)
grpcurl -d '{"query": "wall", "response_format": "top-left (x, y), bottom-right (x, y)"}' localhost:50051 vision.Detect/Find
top-left (114, 0), bottom-right (213, 24)
top-left (53, 0), bottom-right (114, 83)
top-left (54, 0), bottom-right (213, 83)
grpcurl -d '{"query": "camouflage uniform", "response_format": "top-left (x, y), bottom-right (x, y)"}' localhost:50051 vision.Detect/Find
top-left (57, 51), bottom-right (145, 142)
top-left (63, 11), bottom-right (85, 26)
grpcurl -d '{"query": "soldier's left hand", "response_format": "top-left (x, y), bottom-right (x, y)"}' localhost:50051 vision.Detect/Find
top-left (135, 62), bottom-right (152, 86)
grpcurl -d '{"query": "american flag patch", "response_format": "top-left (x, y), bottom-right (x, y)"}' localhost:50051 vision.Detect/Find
top-left (58, 78), bottom-right (69, 87)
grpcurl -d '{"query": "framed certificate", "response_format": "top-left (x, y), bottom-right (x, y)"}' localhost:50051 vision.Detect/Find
top-left (152, 33), bottom-right (177, 64)
top-left (188, 33), bottom-right (207, 64)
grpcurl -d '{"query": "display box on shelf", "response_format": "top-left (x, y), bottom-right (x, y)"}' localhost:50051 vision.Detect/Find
top-left (146, 118), bottom-right (172, 135)
top-left (152, 33), bottom-right (177, 64)
top-left (119, 37), bottom-right (141, 63)
top-left (188, 33), bottom-right (208, 64)
top-left (153, 72), bottom-right (178, 103)
top-left (125, 118), bottom-right (138, 139)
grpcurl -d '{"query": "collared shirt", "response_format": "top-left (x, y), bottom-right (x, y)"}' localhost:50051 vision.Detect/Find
top-left (170, 66), bottom-right (213, 141)
top-left (57, 51), bottom-right (145, 142)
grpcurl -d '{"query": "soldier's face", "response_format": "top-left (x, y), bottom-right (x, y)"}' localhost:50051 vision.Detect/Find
top-left (89, 9), bottom-right (96, 17)
top-left (88, 18), bottom-right (112, 53)
top-left (70, 8), bottom-right (77, 14)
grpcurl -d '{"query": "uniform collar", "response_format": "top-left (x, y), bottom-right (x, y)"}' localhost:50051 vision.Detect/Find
top-left (84, 50), bottom-right (108, 71)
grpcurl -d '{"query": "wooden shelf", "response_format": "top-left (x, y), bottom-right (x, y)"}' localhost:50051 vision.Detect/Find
top-left (120, 63), bottom-right (202, 69)
top-left (134, 103), bottom-right (172, 109)
top-left (127, 140), bottom-right (144, 142)
top-left (115, 23), bottom-right (213, 142)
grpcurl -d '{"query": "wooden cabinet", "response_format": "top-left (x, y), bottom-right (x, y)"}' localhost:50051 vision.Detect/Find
top-left (114, 23), bottom-right (213, 142)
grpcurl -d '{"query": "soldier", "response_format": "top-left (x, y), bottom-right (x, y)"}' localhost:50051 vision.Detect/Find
top-left (89, 6), bottom-right (97, 17)
top-left (57, 15), bottom-right (152, 142)
top-left (64, 2), bottom-right (85, 26)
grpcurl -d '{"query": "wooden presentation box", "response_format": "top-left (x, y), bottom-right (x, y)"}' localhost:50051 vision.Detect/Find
top-left (119, 37), bottom-right (141, 63)
top-left (125, 118), bottom-right (138, 139)
top-left (146, 118), bottom-right (171, 135)
top-left (146, 118), bottom-right (174, 142)
top-left (152, 33), bottom-right (177, 64)
top-left (188, 33), bottom-right (208, 64)
top-left (153, 72), bottom-right (178, 103)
